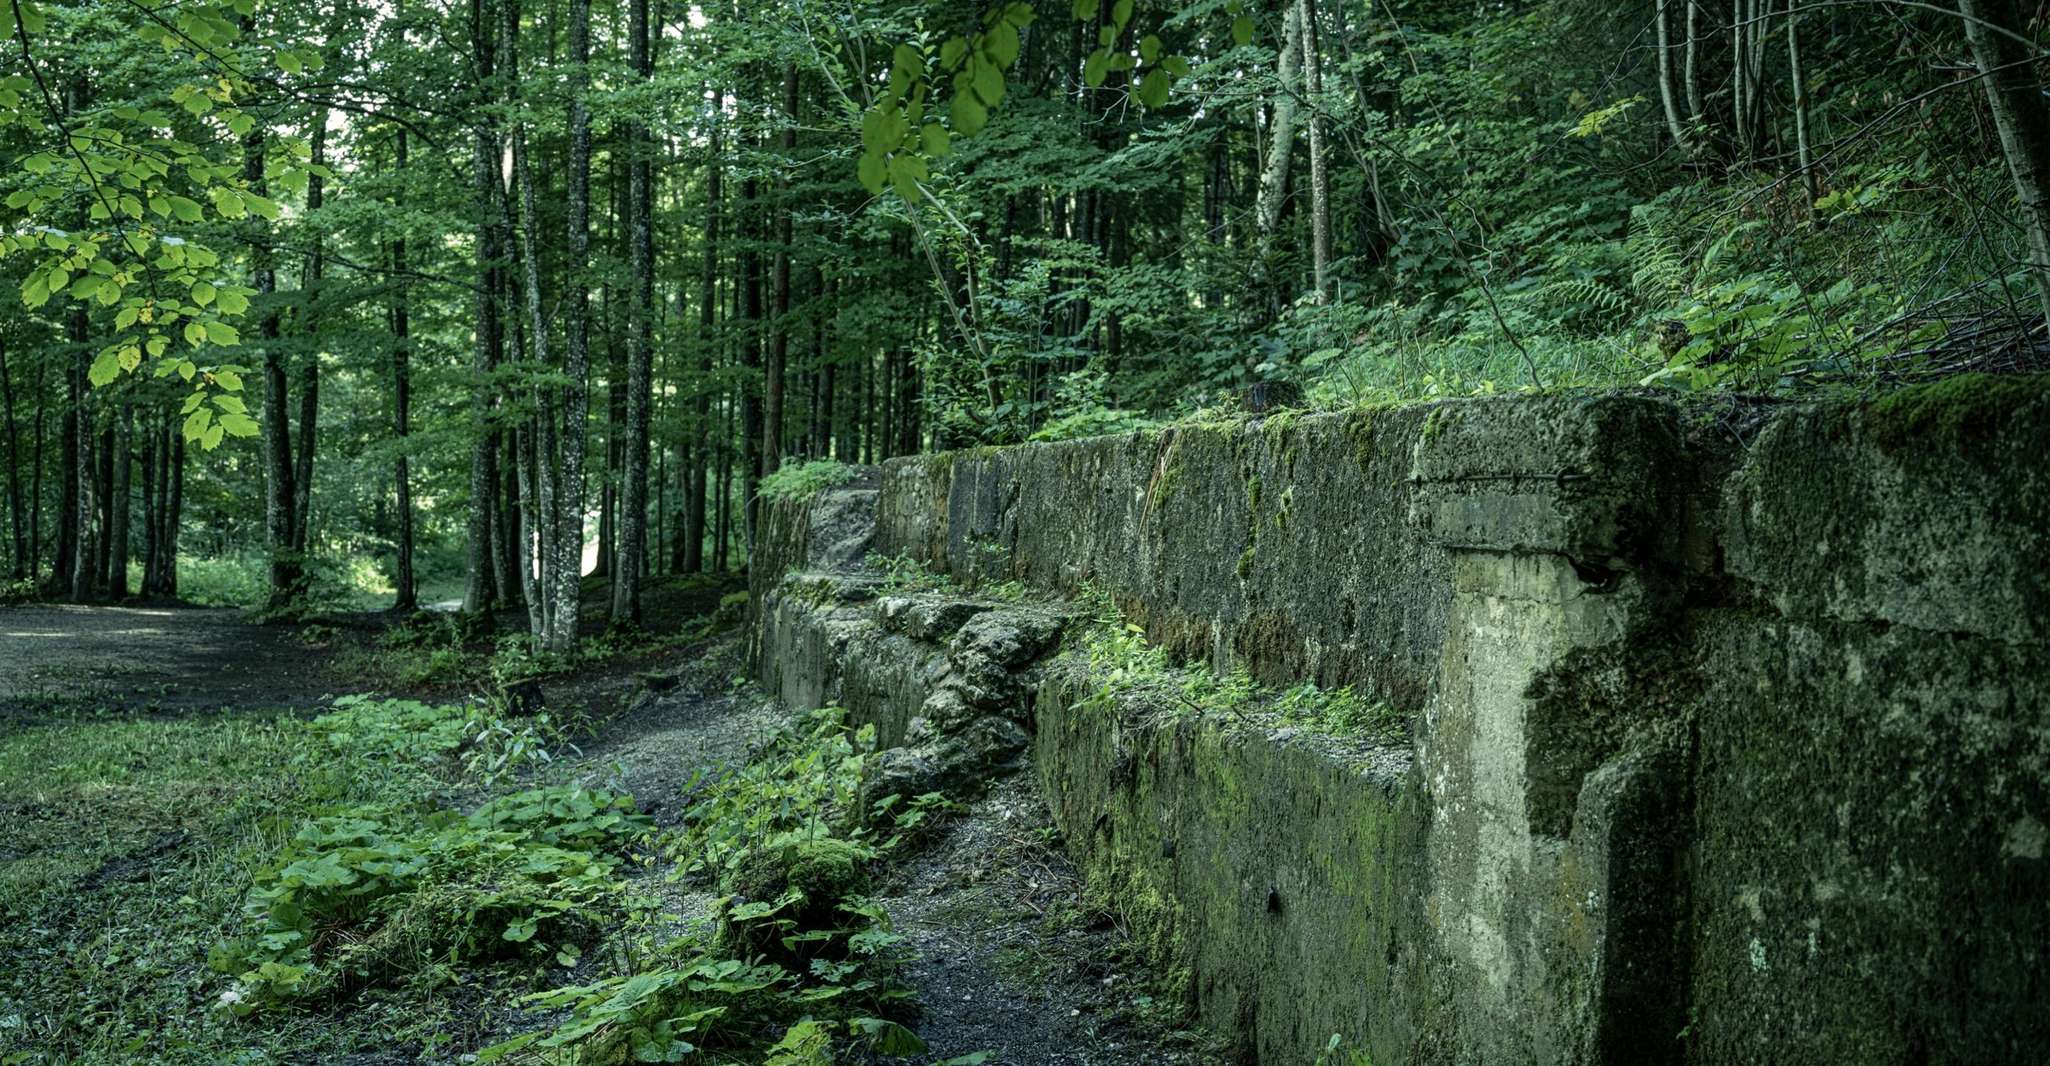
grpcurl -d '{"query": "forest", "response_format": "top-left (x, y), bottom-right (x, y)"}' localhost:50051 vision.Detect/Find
top-left (2, 0), bottom-right (2048, 1063)
top-left (0, 0), bottom-right (2045, 616)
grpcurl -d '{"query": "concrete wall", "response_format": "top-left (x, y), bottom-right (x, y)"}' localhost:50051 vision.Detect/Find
top-left (751, 376), bottom-right (2050, 1065)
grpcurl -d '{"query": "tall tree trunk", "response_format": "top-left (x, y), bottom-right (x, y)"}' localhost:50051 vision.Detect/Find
top-left (250, 120), bottom-right (298, 611)
top-left (0, 337), bottom-right (25, 578)
top-left (1655, 0), bottom-right (1696, 156)
top-left (139, 418), bottom-right (156, 596)
top-left (1786, 2), bottom-right (1818, 211)
top-left (739, 169), bottom-right (763, 549)
top-left (69, 307), bottom-right (95, 604)
top-left (1960, 0), bottom-right (2050, 330)
top-left (391, 134), bottom-right (418, 612)
top-left (1299, 0), bottom-right (1333, 302)
top-left (166, 428), bottom-right (183, 596)
top-left (293, 113), bottom-right (328, 557)
top-left (1254, 3), bottom-right (1304, 260)
top-left (685, 119), bottom-right (720, 575)
top-left (551, 0), bottom-right (594, 652)
top-left (29, 369), bottom-right (45, 587)
top-left (764, 63), bottom-right (798, 477)
top-left (463, 0), bottom-right (501, 617)
top-left (108, 406), bottom-right (130, 597)
top-left (1684, 0), bottom-right (1705, 133)
top-left (613, 0), bottom-right (655, 625)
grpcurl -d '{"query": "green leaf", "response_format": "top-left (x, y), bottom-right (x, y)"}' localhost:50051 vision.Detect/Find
top-left (1232, 16), bottom-right (1255, 45)
top-left (921, 123), bottom-right (951, 157)
top-left (191, 281), bottom-right (216, 306)
top-left (1112, 0), bottom-right (1133, 28)
top-left (1003, 3), bottom-right (1034, 27)
top-left (887, 153), bottom-right (928, 199)
top-left (214, 368), bottom-right (244, 391)
top-left (1071, 0), bottom-right (1095, 19)
top-left (202, 423), bottom-right (225, 450)
top-left (1139, 68), bottom-right (1171, 108)
top-left (971, 58), bottom-right (1004, 107)
top-left (1083, 50), bottom-right (1109, 87)
top-left (89, 350), bottom-right (122, 387)
top-left (856, 151), bottom-right (886, 195)
top-left (939, 37), bottom-right (968, 72)
top-left (986, 22), bottom-right (1020, 68)
top-left (949, 92), bottom-right (987, 137)
top-left (168, 196), bottom-right (204, 222)
top-left (215, 288), bottom-right (250, 315)
top-left (204, 321), bottom-right (240, 345)
top-left (1139, 34), bottom-right (1161, 63)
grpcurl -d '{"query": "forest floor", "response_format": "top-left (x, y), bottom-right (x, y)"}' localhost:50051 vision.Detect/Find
top-left (0, 586), bottom-right (1210, 1064)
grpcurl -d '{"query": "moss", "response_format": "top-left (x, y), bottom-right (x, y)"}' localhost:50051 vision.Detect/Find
top-left (1862, 372), bottom-right (2049, 452)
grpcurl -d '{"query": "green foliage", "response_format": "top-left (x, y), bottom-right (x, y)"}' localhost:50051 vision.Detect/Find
top-left (480, 708), bottom-right (939, 1063)
top-left (212, 783), bottom-right (648, 1012)
top-left (1073, 603), bottom-right (1404, 744)
top-left (756, 458), bottom-right (859, 505)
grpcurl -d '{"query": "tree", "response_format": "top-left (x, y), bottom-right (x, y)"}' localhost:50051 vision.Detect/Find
top-left (1960, 0), bottom-right (2050, 330)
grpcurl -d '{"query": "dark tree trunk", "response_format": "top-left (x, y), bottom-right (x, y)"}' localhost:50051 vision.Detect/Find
top-left (0, 337), bottom-right (25, 578)
top-left (108, 407), bottom-right (130, 598)
top-left (250, 119), bottom-right (298, 611)
top-left (69, 308), bottom-right (96, 604)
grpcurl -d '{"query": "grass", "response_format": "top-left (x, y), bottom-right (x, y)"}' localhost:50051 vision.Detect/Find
top-left (0, 697), bottom-right (619, 1064)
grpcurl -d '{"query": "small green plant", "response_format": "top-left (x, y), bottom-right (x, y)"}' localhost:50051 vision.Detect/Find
top-left (757, 459), bottom-right (859, 505)
top-left (483, 708), bottom-right (935, 1063)
top-left (214, 784), bottom-right (650, 1012)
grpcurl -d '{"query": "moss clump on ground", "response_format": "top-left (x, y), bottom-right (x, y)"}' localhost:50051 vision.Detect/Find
top-left (1862, 372), bottom-right (2049, 451)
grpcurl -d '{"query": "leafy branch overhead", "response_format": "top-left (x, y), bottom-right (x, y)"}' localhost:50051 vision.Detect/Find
top-left (0, 0), bottom-right (323, 448)
top-left (857, 1), bottom-right (1200, 198)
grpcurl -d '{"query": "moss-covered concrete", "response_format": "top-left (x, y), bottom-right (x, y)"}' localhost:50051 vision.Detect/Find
top-left (1035, 663), bottom-right (1410, 1064)
top-left (751, 385), bottom-right (2050, 1066)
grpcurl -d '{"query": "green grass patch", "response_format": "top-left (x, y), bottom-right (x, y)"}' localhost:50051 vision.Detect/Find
top-left (0, 695), bottom-right (635, 1064)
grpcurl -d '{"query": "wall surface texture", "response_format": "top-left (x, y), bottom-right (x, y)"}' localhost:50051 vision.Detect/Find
top-left (750, 378), bottom-right (2050, 1065)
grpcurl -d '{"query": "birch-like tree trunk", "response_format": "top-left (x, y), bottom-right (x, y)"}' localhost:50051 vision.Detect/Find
top-left (1255, 3), bottom-right (1305, 260)
top-left (612, 0), bottom-right (655, 625)
top-left (684, 118), bottom-right (720, 575)
top-left (1300, 0), bottom-right (1333, 302)
top-left (1786, 4), bottom-right (1818, 210)
top-left (550, 0), bottom-right (594, 653)
top-left (1655, 0), bottom-right (1696, 156)
top-left (764, 63), bottom-right (798, 478)
top-left (390, 127), bottom-right (418, 612)
top-left (1960, 0), bottom-right (2050, 330)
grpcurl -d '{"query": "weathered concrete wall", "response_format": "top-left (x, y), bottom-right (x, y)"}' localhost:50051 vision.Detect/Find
top-left (751, 376), bottom-right (2050, 1065)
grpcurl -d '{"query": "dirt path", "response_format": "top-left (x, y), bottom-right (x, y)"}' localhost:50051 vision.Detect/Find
top-left (0, 604), bottom-right (334, 720)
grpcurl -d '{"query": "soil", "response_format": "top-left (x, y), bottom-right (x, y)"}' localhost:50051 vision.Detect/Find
top-left (0, 593), bottom-right (1205, 1064)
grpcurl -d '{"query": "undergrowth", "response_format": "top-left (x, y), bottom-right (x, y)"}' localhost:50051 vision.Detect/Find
top-left (480, 708), bottom-right (970, 1064)
top-left (0, 692), bottom-right (619, 1063)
